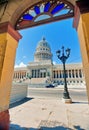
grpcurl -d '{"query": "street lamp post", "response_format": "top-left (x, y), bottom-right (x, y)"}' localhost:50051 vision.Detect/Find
top-left (56, 46), bottom-right (72, 103)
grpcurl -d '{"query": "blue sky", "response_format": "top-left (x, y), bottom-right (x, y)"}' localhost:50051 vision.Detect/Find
top-left (15, 18), bottom-right (82, 67)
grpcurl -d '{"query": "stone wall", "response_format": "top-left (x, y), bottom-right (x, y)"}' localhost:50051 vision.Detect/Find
top-left (10, 83), bottom-right (28, 104)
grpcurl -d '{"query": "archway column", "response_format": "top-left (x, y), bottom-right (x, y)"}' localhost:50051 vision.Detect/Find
top-left (0, 22), bottom-right (21, 129)
top-left (74, 0), bottom-right (89, 102)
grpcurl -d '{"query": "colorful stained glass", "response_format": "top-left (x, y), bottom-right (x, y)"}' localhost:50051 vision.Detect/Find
top-left (40, 4), bottom-right (44, 13)
top-left (34, 14), bottom-right (50, 22)
top-left (23, 14), bottom-right (33, 20)
top-left (44, 2), bottom-right (50, 12)
top-left (53, 9), bottom-right (70, 17)
top-left (16, 0), bottom-right (74, 30)
top-left (34, 6), bottom-right (40, 14)
top-left (51, 3), bottom-right (64, 15)
top-left (29, 10), bottom-right (36, 17)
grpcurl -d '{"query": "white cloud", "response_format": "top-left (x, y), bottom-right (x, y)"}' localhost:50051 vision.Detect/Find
top-left (14, 62), bottom-right (27, 68)
top-left (53, 61), bottom-right (56, 65)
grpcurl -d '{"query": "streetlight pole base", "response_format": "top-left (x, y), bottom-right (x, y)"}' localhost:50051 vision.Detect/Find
top-left (62, 98), bottom-right (72, 104)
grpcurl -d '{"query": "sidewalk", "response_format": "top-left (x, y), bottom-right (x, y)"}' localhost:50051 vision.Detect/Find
top-left (10, 97), bottom-right (89, 130)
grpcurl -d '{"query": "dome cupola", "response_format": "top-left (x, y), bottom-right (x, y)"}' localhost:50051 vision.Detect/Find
top-left (34, 37), bottom-right (52, 62)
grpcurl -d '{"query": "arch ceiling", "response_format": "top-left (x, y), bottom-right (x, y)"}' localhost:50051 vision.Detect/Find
top-left (15, 0), bottom-right (74, 30)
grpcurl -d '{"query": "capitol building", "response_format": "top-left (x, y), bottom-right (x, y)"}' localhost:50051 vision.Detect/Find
top-left (13, 37), bottom-right (85, 87)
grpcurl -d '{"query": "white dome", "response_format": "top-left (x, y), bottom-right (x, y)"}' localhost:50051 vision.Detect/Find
top-left (34, 37), bottom-right (52, 62)
top-left (37, 37), bottom-right (51, 50)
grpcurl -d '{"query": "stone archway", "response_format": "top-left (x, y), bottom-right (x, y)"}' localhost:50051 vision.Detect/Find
top-left (0, 0), bottom-right (89, 129)
top-left (9, 0), bottom-right (89, 102)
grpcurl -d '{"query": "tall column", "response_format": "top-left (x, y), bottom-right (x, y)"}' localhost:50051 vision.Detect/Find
top-left (77, 70), bottom-right (79, 78)
top-left (79, 70), bottom-right (81, 78)
top-left (67, 70), bottom-right (69, 78)
top-left (71, 70), bottom-right (72, 78)
top-left (72, 70), bottom-right (74, 78)
top-left (0, 22), bottom-right (21, 129)
top-left (74, 70), bottom-right (76, 78)
top-left (66, 70), bottom-right (68, 78)
top-left (35, 70), bottom-right (36, 78)
top-left (55, 71), bottom-right (57, 78)
top-left (36, 70), bottom-right (38, 78)
top-left (60, 70), bottom-right (62, 78)
top-left (81, 69), bottom-right (84, 78)
top-left (33, 70), bottom-right (35, 78)
top-left (53, 71), bottom-right (55, 78)
top-left (73, 0), bottom-right (89, 102)
top-left (58, 70), bottom-right (59, 78)
top-left (57, 71), bottom-right (58, 78)
top-left (62, 70), bottom-right (63, 78)
top-left (69, 70), bottom-right (71, 78)
top-left (18, 73), bottom-right (19, 79)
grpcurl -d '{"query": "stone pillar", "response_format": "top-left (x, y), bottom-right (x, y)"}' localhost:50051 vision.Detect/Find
top-left (0, 22), bottom-right (21, 129)
top-left (55, 70), bottom-right (57, 78)
top-left (18, 73), bottom-right (19, 79)
top-left (67, 70), bottom-right (69, 78)
top-left (57, 71), bottom-right (58, 78)
top-left (36, 70), bottom-right (38, 78)
top-left (53, 71), bottom-right (55, 78)
top-left (74, 70), bottom-right (76, 78)
top-left (60, 70), bottom-right (62, 78)
top-left (73, 0), bottom-right (89, 102)
top-left (71, 70), bottom-right (73, 78)
top-left (69, 70), bottom-right (71, 78)
top-left (81, 69), bottom-right (84, 78)
top-left (58, 70), bottom-right (60, 78)
top-left (77, 69), bottom-right (79, 78)
top-left (35, 70), bottom-right (36, 78)
top-left (66, 70), bottom-right (67, 78)
top-left (33, 70), bottom-right (35, 78)
top-left (72, 70), bottom-right (74, 78)
top-left (79, 69), bottom-right (81, 78)
top-left (61, 70), bottom-right (63, 78)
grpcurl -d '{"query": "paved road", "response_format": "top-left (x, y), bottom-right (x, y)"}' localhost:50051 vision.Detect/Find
top-left (28, 87), bottom-right (88, 102)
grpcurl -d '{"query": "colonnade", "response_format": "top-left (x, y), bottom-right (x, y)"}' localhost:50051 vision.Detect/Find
top-left (13, 68), bottom-right (84, 82)
top-left (13, 69), bottom-right (47, 80)
top-left (13, 71), bottom-right (27, 79)
top-left (31, 69), bottom-right (46, 78)
top-left (53, 69), bottom-right (84, 79)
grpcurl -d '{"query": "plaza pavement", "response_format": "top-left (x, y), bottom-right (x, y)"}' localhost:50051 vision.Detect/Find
top-left (9, 95), bottom-right (89, 130)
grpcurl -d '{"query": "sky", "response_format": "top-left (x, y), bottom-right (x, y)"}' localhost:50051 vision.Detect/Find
top-left (15, 18), bottom-right (82, 67)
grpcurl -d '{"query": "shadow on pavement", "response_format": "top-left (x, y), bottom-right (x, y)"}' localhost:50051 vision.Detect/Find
top-left (73, 125), bottom-right (85, 130)
top-left (9, 97), bottom-right (34, 109)
top-left (9, 124), bottom-right (85, 130)
top-left (10, 124), bottom-right (69, 130)
top-left (10, 124), bottom-right (85, 130)
top-left (72, 101), bottom-right (88, 104)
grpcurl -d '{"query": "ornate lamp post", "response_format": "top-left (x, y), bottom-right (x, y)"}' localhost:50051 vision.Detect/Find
top-left (56, 46), bottom-right (72, 103)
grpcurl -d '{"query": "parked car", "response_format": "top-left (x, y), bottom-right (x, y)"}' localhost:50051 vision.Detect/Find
top-left (45, 84), bottom-right (55, 88)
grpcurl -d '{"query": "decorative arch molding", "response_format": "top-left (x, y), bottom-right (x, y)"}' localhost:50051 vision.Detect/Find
top-left (10, 0), bottom-right (74, 30)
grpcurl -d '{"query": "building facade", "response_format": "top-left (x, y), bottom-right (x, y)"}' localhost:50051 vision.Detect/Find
top-left (13, 38), bottom-right (85, 87)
